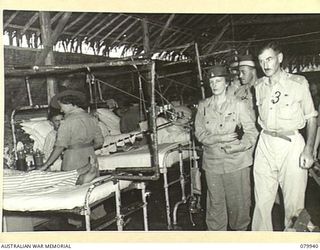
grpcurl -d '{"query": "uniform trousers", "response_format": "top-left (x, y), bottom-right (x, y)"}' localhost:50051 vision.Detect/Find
top-left (205, 167), bottom-right (251, 231)
top-left (252, 132), bottom-right (308, 231)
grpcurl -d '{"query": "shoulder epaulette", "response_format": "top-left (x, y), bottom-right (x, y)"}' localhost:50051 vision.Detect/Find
top-left (288, 73), bottom-right (307, 85)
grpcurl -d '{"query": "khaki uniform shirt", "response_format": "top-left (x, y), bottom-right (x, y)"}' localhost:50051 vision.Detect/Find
top-left (195, 96), bottom-right (258, 174)
top-left (234, 83), bottom-right (257, 121)
top-left (55, 108), bottom-right (104, 171)
top-left (255, 70), bottom-right (318, 132)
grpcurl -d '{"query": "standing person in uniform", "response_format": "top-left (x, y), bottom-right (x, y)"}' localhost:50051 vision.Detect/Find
top-left (313, 104), bottom-right (320, 161)
top-left (40, 90), bottom-right (104, 172)
top-left (235, 54), bottom-right (258, 120)
top-left (252, 41), bottom-right (318, 231)
top-left (195, 65), bottom-right (258, 231)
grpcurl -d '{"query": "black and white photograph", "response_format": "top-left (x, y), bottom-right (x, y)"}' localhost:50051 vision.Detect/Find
top-left (1, 0), bottom-right (320, 244)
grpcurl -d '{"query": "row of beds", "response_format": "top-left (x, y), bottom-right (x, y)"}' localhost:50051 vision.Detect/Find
top-left (2, 106), bottom-right (200, 232)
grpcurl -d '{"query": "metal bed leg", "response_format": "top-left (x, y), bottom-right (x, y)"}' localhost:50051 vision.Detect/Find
top-left (163, 169), bottom-right (172, 230)
top-left (173, 148), bottom-right (188, 227)
top-left (140, 182), bottom-right (149, 231)
top-left (85, 210), bottom-right (91, 231)
top-left (2, 215), bottom-right (8, 232)
top-left (84, 187), bottom-right (92, 231)
top-left (115, 180), bottom-right (124, 231)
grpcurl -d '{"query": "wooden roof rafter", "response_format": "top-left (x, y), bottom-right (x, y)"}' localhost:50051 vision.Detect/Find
top-left (71, 13), bottom-right (103, 39)
top-left (110, 19), bottom-right (140, 47)
top-left (99, 15), bottom-right (132, 43)
top-left (63, 12), bottom-right (87, 32)
top-left (204, 23), bottom-right (231, 54)
top-left (124, 13), bottom-right (193, 39)
top-left (152, 14), bottom-right (175, 51)
top-left (50, 12), bottom-right (64, 25)
top-left (163, 32), bottom-right (189, 49)
top-left (119, 23), bottom-right (143, 47)
top-left (20, 12), bottom-right (39, 36)
top-left (87, 14), bottom-right (115, 41)
top-left (4, 11), bottom-right (19, 29)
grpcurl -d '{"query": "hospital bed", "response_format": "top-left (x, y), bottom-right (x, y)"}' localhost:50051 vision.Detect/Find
top-left (3, 174), bottom-right (149, 231)
top-left (5, 105), bottom-right (150, 231)
top-left (97, 141), bottom-right (200, 229)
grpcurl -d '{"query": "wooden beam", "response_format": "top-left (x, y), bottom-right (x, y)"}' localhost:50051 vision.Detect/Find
top-left (131, 25), bottom-right (160, 46)
top-left (152, 14), bottom-right (175, 50)
top-left (110, 19), bottom-right (139, 46)
top-left (50, 12), bottom-right (64, 25)
top-left (124, 13), bottom-right (192, 38)
top-left (162, 32), bottom-right (185, 48)
top-left (142, 18), bottom-right (150, 54)
top-left (159, 30), bottom-right (179, 47)
top-left (86, 14), bottom-right (111, 35)
top-left (71, 13), bottom-right (103, 39)
top-left (205, 23), bottom-right (230, 54)
top-left (88, 14), bottom-right (121, 42)
top-left (5, 59), bottom-right (151, 77)
top-left (63, 12), bottom-right (86, 31)
top-left (99, 16), bottom-right (131, 43)
top-left (4, 11), bottom-right (19, 29)
top-left (38, 11), bottom-right (57, 103)
top-left (119, 25), bottom-right (142, 46)
top-left (20, 12), bottom-right (39, 35)
top-left (36, 12), bottom-right (72, 65)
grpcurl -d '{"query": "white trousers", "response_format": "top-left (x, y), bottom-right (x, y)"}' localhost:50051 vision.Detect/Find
top-left (252, 132), bottom-right (308, 231)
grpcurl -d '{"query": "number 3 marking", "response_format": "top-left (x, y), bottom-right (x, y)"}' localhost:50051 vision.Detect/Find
top-left (271, 91), bottom-right (281, 104)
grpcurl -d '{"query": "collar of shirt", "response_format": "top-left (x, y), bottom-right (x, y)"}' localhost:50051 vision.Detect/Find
top-left (64, 107), bottom-right (86, 119)
top-left (263, 69), bottom-right (287, 87)
top-left (208, 96), bottom-right (233, 114)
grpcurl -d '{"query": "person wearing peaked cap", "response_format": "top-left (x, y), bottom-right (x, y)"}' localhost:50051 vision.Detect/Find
top-left (239, 54), bottom-right (256, 68)
top-left (227, 60), bottom-right (242, 97)
top-left (49, 90), bottom-right (88, 110)
top-left (251, 41), bottom-right (318, 231)
top-left (207, 64), bottom-right (230, 79)
top-left (234, 54), bottom-right (258, 120)
top-left (195, 64), bottom-right (258, 231)
top-left (41, 89), bottom-right (104, 172)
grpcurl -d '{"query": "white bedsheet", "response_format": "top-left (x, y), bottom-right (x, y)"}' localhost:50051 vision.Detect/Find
top-left (98, 142), bottom-right (191, 173)
top-left (3, 176), bottom-right (131, 212)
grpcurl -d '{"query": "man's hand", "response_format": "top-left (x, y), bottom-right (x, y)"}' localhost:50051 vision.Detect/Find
top-left (300, 147), bottom-right (314, 169)
top-left (221, 143), bottom-right (245, 154)
top-left (219, 132), bottom-right (239, 143)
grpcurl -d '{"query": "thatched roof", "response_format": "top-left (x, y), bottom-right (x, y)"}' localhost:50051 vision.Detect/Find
top-left (3, 10), bottom-right (320, 67)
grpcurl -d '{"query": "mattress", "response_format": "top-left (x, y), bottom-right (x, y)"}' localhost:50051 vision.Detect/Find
top-left (98, 142), bottom-right (191, 173)
top-left (3, 176), bottom-right (131, 212)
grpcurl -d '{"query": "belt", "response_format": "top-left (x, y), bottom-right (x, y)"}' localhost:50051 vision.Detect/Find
top-left (67, 142), bottom-right (93, 150)
top-left (263, 130), bottom-right (297, 142)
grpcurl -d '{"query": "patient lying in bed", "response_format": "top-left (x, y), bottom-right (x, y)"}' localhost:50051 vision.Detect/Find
top-left (4, 156), bottom-right (99, 193)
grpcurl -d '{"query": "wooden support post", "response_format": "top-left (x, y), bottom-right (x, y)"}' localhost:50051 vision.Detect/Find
top-left (39, 11), bottom-right (57, 104)
top-left (195, 43), bottom-right (205, 99)
top-left (142, 18), bottom-right (150, 55)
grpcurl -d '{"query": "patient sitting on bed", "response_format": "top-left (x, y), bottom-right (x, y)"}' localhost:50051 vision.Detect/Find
top-left (42, 110), bottom-right (63, 171)
top-left (3, 156), bottom-right (99, 193)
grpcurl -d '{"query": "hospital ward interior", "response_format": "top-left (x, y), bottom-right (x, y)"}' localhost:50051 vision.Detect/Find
top-left (2, 11), bottom-right (320, 232)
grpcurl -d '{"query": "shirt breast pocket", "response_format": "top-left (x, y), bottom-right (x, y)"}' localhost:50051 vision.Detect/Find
top-left (277, 95), bottom-right (300, 120)
top-left (257, 97), bottom-right (268, 121)
top-left (204, 115), bottom-right (218, 133)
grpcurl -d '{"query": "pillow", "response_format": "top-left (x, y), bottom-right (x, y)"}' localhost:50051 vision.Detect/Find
top-left (20, 119), bottom-right (53, 150)
top-left (96, 108), bottom-right (121, 135)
